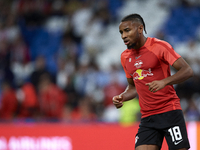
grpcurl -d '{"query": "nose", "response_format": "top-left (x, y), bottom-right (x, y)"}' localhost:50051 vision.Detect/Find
top-left (121, 32), bottom-right (127, 39)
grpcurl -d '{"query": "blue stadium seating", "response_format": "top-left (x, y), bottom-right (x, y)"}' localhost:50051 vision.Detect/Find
top-left (163, 6), bottom-right (200, 42)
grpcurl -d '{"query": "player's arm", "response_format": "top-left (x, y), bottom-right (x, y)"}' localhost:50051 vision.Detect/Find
top-left (164, 57), bottom-right (193, 85)
top-left (112, 78), bottom-right (137, 108)
top-left (146, 57), bottom-right (193, 92)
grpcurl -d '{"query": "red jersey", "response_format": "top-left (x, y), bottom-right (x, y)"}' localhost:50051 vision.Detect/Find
top-left (121, 37), bottom-right (182, 118)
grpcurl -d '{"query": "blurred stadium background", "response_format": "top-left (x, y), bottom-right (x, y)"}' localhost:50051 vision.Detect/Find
top-left (0, 0), bottom-right (200, 150)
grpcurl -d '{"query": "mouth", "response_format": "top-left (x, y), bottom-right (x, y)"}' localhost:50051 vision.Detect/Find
top-left (124, 40), bottom-right (130, 45)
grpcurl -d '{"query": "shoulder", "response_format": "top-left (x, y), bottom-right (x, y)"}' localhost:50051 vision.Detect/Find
top-left (121, 49), bottom-right (132, 59)
top-left (120, 49), bottom-right (131, 65)
top-left (149, 38), bottom-right (181, 63)
top-left (150, 38), bottom-right (173, 50)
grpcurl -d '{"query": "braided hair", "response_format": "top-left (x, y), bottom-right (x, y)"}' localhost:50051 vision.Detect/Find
top-left (121, 14), bottom-right (147, 34)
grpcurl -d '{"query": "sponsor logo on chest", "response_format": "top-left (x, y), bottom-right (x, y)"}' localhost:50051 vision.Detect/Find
top-left (128, 58), bottom-right (154, 81)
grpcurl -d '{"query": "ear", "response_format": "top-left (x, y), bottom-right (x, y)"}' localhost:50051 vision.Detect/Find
top-left (138, 25), bottom-right (143, 34)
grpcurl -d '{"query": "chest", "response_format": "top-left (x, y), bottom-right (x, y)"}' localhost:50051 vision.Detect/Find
top-left (125, 50), bottom-right (160, 79)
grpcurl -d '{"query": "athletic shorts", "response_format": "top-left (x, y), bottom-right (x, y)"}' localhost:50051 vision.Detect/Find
top-left (135, 110), bottom-right (190, 150)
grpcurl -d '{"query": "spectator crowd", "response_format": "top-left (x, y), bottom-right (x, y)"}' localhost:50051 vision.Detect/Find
top-left (0, 0), bottom-right (199, 124)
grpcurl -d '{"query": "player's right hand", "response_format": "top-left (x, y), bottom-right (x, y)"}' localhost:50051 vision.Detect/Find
top-left (112, 95), bottom-right (124, 109)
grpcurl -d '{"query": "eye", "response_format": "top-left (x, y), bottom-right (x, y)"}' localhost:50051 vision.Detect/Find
top-left (125, 29), bottom-right (130, 32)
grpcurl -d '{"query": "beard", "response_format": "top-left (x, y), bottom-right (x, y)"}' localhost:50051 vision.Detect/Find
top-left (127, 43), bottom-right (136, 49)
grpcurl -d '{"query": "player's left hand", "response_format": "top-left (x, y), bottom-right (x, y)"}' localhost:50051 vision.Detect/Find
top-left (145, 80), bottom-right (166, 93)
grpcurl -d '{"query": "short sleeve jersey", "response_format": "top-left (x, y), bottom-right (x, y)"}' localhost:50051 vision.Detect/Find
top-left (121, 37), bottom-right (182, 118)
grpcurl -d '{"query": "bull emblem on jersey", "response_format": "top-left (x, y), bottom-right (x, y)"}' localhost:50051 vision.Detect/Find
top-left (132, 68), bottom-right (153, 80)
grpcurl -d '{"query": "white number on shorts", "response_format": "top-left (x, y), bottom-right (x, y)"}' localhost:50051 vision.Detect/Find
top-left (168, 126), bottom-right (182, 142)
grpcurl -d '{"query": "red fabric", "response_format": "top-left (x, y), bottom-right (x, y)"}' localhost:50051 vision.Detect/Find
top-left (18, 83), bottom-right (38, 117)
top-left (0, 89), bottom-right (17, 119)
top-left (103, 82), bottom-right (125, 106)
top-left (70, 99), bottom-right (97, 122)
top-left (121, 37), bottom-right (182, 118)
top-left (39, 84), bottom-right (67, 118)
top-left (71, 109), bottom-right (96, 122)
top-left (21, 83), bottom-right (38, 107)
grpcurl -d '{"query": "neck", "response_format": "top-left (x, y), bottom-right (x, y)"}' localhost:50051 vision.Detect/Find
top-left (131, 36), bottom-right (147, 50)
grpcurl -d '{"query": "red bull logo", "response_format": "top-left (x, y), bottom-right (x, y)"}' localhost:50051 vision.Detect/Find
top-left (132, 68), bottom-right (153, 80)
top-left (134, 60), bottom-right (143, 68)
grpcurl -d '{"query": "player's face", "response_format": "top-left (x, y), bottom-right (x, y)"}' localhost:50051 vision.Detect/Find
top-left (119, 21), bottom-right (142, 49)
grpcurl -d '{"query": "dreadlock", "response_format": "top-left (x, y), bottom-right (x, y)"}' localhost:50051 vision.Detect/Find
top-left (121, 14), bottom-right (147, 34)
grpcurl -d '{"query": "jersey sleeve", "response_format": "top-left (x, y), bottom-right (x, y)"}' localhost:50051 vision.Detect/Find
top-left (121, 51), bottom-right (132, 78)
top-left (156, 40), bottom-right (181, 66)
